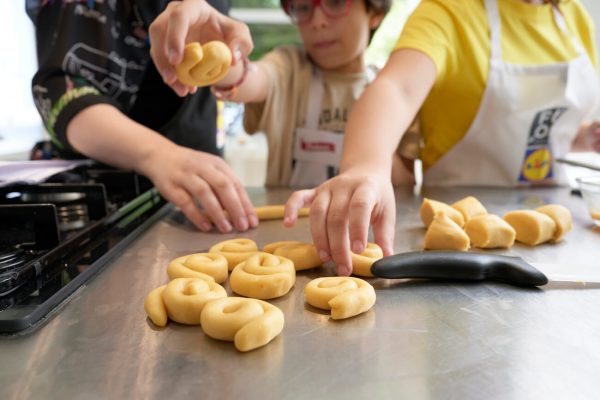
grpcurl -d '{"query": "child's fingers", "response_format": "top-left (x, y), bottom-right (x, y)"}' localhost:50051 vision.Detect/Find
top-left (326, 190), bottom-right (352, 276)
top-left (284, 189), bottom-right (315, 227)
top-left (309, 190), bottom-right (332, 264)
top-left (347, 185), bottom-right (375, 255)
top-left (372, 200), bottom-right (396, 257)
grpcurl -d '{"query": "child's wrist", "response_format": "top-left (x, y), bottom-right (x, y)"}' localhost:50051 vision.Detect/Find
top-left (211, 56), bottom-right (250, 100)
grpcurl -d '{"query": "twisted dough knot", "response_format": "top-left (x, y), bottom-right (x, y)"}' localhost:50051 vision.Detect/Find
top-left (175, 41), bottom-right (232, 87)
top-left (167, 253), bottom-right (228, 283)
top-left (230, 252), bottom-right (296, 299)
top-left (144, 278), bottom-right (227, 326)
top-left (209, 238), bottom-right (259, 271)
top-left (201, 297), bottom-right (284, 352)
top-left (263, 241), bottom-right (321, 271)
top-left (304, 277), bottom-right (376, 319)
top-left (350, 242), bottom-right (384, 277)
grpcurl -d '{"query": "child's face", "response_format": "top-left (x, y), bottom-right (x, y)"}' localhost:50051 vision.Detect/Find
top-left (290, 0), bottom-right (383, 73)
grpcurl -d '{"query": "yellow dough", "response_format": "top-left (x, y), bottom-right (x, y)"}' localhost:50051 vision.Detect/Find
top-left (175, 41), bottom-right (232, 87)
top-left (201, 297), bottom-right (284, 352)
top-left (503, 210), bottom-right (557, 246)
top-left (424, 213), bottom-right (470, 251)
top-left (304, 277), bottom-right (376, 320)
top-left (167, 253), bottom-right (228, 283)
top-left (350, 242), bottom-right (383, 277)
top-left (230, 252), bottom-right (296, 299)
top-left (209, 238), bottom-right (259, 271)
top-left (535, 204), bottom-right (573, 242)
top-left (263, 241), bottom-right (322, 271)
top-left (254, 205), bottom-right (310, 221)
top-left (593, 211), bottom-right (600, 221)
top-left (451, 196), bottom-right (488, 222)
top-left (144, 286), bottom-right (168, 327)
top-left (144, 278), bottom-right (227, 326)
top-left (464, 214), bottom-right (516, 249)
top-left (420, 198), bottom-right (465, 228)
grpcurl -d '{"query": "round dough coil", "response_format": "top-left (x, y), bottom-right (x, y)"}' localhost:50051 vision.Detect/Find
top-left (144, 278), bottom-right (227, 326)
top-left (304, 277), bottom-right (376, 319)
top-left (263, 241), bottom-right (321, 271)
top-left (209, 238), bottom-right (259, 271)
top-left (175, 41), bottom-right (232, 87)
top-left (230, 252), bottom-right (296, 299)
top-left (351, 242), bottom-right (383, 277)
top-left (201, 297), bottom-right (284, 352)
top-left (167, 253), bottom-right (228, 283)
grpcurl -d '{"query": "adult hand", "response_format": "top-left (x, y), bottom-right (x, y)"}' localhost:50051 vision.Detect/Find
top-left (283, 170), bottom-right (396, 276)
top-left (149, 0), bottom-right (253, 96)
top-left (140, 143), bottom-right (258, 233)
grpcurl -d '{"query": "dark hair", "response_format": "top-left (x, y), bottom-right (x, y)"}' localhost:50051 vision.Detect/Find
top-left (280, 0), bottom-right (392, 39)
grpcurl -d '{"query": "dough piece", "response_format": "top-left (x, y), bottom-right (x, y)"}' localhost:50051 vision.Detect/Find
top-left (451, 196), bottom-right (488, 222)
top-left (592, 211), bottom-right (600, 221)
top-left (464, 214), bottom-right (516, 249)
top-left (144, 278), bottom-right (227, 326)
top-left (175, 41), bottom-right (232, 87)
top-left (263, 241), bottom-right (322, 270)
top-left (420, 198), bottom-right (465, 228)
top-left (230, 252), bottom-right (296, 299)
top-left (254, 205), bottom-right (310, 221)
top-left (535, 204), bottom-right (573, 242)
top-left (144, 285), bottom-right (168, 327)
top-left (503, 210), bottom-right (556, 246)
top-left (167, 253), bottom-right (228, 283)
top-left (209, 238), bottom-right (259, 271)
top-left (424, 213), bottom-right (470, 251)
top-left (351, 243), bottom-right (384, 277)
top-left (304, 277), bottom-right (376, 320)
top-left (201, 297), bottom-right (284, 352)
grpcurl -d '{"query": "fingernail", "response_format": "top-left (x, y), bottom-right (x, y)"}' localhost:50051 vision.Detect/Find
top-left (163, 68), bottom-right (176, 83)
top-left (200, 222), bottom-right (212, 232)
top-left (338, 264), bottom-right (350, 276)
top-left (237, 216), bottom-right (249, 231)
top-left (318, 250), bottom-right (330, 262)
top-left (219, 220), bottom-right (232, 233)
top-left (283, 216), bottom-right (292, 225)
top-left (233, 45), bottom-right (242, 62)
top-left (168, 49), bottom-right (178, 64)
top-left (352, 240), bottom-right (364, 254)
top-left (249, 214), bottom-right (259, 228)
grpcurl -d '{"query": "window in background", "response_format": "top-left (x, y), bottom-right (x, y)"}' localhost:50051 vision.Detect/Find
top-left (0, 2), bottom-right (46, 160)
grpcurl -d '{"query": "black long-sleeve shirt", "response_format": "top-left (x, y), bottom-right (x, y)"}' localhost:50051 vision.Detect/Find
top-left (27, 0), bottom-right (228, 157)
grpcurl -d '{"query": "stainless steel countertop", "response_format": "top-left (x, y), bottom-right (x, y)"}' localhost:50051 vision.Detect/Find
top-left (1, 187), bottom-right (600, 400)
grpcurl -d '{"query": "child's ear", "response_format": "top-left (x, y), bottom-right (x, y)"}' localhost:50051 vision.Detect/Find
top-left (369, 12), bottom-right (385, 31)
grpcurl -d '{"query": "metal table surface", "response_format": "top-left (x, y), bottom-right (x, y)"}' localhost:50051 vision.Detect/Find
top-left (1, 186), bottom-right (599, 400)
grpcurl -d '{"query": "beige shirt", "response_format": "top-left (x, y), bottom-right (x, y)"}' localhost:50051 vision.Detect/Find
top-left (244, 46), bottom-right (373, 187)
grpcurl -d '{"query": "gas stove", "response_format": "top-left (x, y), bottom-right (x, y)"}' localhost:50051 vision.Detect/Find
top-left (0, 163), bottom-right (165, 334)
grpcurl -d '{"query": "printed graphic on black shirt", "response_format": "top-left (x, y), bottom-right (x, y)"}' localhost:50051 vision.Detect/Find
top-left (519, 107), bottom-right (567, 183)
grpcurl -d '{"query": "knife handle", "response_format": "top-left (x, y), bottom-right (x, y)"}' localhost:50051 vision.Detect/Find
top-left (370, 251), bottom-right (548, 287)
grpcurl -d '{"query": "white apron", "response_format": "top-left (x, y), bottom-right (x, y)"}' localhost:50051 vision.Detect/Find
top-left (289, 67), bottom-right (375, 187)
top-left (425, 0), bottom-right (599, 187)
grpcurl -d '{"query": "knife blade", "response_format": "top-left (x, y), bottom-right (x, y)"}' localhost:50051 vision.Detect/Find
top-left (370, 251), bottom-right (600, 287)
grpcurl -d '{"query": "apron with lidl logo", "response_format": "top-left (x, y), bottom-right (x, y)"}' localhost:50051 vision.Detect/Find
top-left (425, 0), bottom-right (599, 187)
top-left (289, 67), bottom-right (374, 187)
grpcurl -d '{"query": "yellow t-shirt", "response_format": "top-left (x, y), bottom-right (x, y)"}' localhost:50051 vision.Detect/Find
top-left (395, 0), bottom-right (598, 170)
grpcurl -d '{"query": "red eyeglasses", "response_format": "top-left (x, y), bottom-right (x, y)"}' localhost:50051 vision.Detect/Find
top-left (283, 0), bottom-right (352, 24)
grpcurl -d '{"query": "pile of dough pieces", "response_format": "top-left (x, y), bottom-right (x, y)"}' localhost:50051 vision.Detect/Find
top-left (145, 237), bottom-right (379, 352)
top-left (420, 196), bottom-right (573, 251)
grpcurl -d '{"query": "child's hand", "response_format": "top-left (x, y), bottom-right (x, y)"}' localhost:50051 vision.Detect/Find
top-left (284, 171), bottom-right (396, 276)
top-left (587, 121), bottom-right (600, 152)
top-left (149, 0), bottom-right (253, 97)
